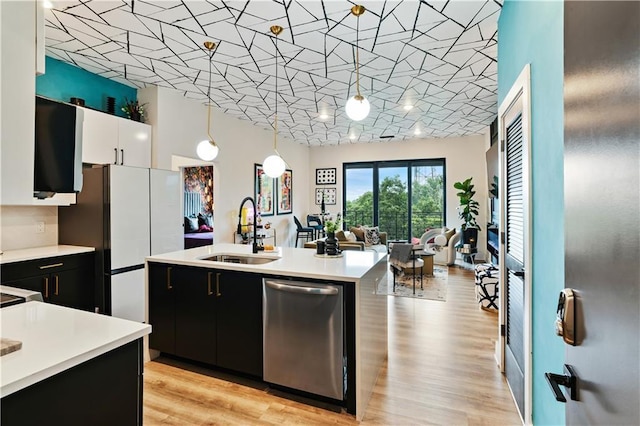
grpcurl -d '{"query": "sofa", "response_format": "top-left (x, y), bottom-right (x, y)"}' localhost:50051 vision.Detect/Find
top-left (419, 227), bottom-right (461, 265)
top-left (303, 227), bottom-right (388, 254)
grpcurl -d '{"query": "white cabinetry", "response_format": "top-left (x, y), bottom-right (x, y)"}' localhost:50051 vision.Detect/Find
top-left (1, 1), bottom-right (36, 205)
top-left (82, 108), bottom-right (151, 168)
top-left (118, 118), bottom-right (151, 168)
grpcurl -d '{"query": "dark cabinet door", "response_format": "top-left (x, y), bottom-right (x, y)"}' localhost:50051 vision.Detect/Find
top-left (2, 274), bottom-right (48, 295)
top-left (148, 263), bottom-right (176, 354)
top-left (216, 271), bottom-right (263, 377)
top-left (49, 266), bottom-right (94, 311)
top-left (174, 266), bottom-right (217, 365)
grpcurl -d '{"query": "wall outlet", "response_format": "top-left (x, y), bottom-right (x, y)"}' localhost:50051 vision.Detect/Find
top-left (36, 221), bottom-right (45, 234)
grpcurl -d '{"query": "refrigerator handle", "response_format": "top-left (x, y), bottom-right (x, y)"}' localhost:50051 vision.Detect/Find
top-left (114, 148), bottom-right (118, 165)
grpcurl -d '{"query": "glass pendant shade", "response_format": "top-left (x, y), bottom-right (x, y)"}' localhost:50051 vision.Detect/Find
top-left (345, 95), bottom-right (370, 121)
top-left (197, 139), bottom-right (219, 161)
top-left (263, 154), bottom-right (286, 178)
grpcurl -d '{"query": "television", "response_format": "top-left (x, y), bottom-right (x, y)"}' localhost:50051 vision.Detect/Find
top-left (34, 96), bottom-right (84, 198)
top-left (485, 142), bottom-right (499, 198)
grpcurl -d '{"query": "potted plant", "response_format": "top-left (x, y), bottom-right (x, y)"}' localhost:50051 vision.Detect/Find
top-left (453, 177), bottom-right (481, 247)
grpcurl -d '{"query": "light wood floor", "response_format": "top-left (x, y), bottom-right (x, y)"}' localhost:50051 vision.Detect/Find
top-left (143, 266), bottom-right (521, 425)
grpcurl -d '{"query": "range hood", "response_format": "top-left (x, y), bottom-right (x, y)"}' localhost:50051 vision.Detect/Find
top-left (33, 96), bottom-right (84, 199)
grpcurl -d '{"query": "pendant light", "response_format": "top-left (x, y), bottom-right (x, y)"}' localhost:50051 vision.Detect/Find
top-left (263, 25), bottom-right (286, 178)
top-left (196, 41), bottom-right (220, 161)
top-left (345, 5), bottom-right (370, 122)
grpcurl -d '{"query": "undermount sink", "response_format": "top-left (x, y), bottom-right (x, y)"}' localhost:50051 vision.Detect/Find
top-left (202, 255), bottom-right (277, 265)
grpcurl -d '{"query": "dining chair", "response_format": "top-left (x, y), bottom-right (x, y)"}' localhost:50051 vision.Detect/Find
top-left (389, 243), bottom-right (424, 294)
top-left (306, 215), bottom-right (323, 239)
top-left (294, 216), bottom-right (315, 248)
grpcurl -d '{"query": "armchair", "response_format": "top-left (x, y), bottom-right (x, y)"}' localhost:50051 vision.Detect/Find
top-left (420, 227), bottom-right (461, 265)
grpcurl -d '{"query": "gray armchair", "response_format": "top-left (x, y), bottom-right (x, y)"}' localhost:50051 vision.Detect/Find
top-left (420, 227), bottom-right (461, 265)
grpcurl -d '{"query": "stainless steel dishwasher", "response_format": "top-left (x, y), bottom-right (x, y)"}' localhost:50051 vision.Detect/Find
top-left (263, 279), bottom-right (344, 400)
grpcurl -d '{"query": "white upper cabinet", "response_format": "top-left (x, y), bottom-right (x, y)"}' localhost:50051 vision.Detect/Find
top-left (82, 108), bottom-right (119, 165)
top-left (118, 118), bottom-right (151, 168)
top-left (82, 108), bottom-right (151, 168)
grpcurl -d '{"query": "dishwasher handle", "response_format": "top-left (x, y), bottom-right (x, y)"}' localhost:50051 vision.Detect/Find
top-left (265, 280), bottom-right (338, 296)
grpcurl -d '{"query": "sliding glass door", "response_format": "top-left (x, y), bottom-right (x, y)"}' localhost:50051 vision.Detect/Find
top-left (344, 160), bottom-right (445, 242)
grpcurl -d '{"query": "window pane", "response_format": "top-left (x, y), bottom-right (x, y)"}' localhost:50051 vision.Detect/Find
top-left (378, 166), bottom-right (408, 241)
top-left (344, 167), bottom-right (373, 229)
top-left (411, 164), bottom-right (444, 240)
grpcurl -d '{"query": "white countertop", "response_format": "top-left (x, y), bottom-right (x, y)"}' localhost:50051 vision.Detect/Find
top-left (0, 245), bottom-right (95, 265)
top-left (0, 302), bottom-right (151, 397)
top-left (146, 243), bottom-right (387, 282)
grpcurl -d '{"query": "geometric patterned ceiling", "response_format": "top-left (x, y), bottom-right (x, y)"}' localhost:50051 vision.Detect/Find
top-left (44, 0), bottom-right (502, 146)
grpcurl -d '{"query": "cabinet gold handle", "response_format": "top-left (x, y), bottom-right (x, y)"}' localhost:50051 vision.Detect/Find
top-left (216, 272), bottom-right (221, 297)
top-left (167, 267), bottom-right (173, 290)
top-left (43, 277), bottom-right (49, 299)
top-left (39, 262), bottom-right (63, 270)
top-left (207, 272), bottom-right (213, 296)
top-left (54, 275), bottom-right (59, 296)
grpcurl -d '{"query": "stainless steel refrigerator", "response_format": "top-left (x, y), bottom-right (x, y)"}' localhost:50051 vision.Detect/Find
top-left (59, 165), bottom-right (182, 321)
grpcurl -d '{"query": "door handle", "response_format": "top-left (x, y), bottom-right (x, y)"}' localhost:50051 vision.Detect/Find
top-left (215, 272), bottom-right (221, 297)
top-left (120, 149), bottom-right (124, 165)
top-left (44, 277), bottom-right (49, 299)
top-left (54, 275), bottom-right (59, 296)
top-left (114, 148), bottom-right (118, 164)
top-left (514, 270), bottom-right (525, 277)
top-left (167, 267), bottom-right (173, 290)
top-left (207, 272), bottom-right (213, 296)
top-left (545, 364), bottom-right (578, 402)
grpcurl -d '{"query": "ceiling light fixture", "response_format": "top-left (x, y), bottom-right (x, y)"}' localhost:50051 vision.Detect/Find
top-left (196, 41), bottom-right (220, 161)
top-left (262, 25), bottom-right (287, 178)
top-left (319, 113), bottom-right (329, 120)
top-left (414, 128), bottom-right (422, 136)
top-left (404, 105), bottom-right (414, 111)
top-left (345, 5), bottom-right (370, 122)
top-left (43, 0), bottom-right (54, 9)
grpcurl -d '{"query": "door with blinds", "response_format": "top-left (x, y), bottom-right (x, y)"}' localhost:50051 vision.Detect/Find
top-left (498, 65), bottom-right (531, 422)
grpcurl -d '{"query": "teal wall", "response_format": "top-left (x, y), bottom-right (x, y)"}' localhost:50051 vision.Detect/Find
top-left (498, 1), bottom-right (565, 425)
top-left (36, 56), bottom-right (136, 118)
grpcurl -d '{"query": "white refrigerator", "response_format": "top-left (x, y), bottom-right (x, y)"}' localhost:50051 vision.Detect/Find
top-left (59, 165), bottom-right (182, 322)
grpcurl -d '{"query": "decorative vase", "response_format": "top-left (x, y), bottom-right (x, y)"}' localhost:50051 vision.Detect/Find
top-left (325, 231), bottom-right (339, 255)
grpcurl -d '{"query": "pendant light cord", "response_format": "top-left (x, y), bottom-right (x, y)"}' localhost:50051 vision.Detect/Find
top-left (206, 47), bottom-right (215, 143)
top-left (274, 33), bottom-right (279, 151)
top-left (355, 13), bottom-right (361, 98)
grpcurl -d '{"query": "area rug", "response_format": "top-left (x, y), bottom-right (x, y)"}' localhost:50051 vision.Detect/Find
top-left (378, 266), bottom-right (448, 301)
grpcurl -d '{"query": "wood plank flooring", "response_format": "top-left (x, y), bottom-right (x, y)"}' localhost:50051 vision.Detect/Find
top-left (143, 266), bottom-right (521, 425)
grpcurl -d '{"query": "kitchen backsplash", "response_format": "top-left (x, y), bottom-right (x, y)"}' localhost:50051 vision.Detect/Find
top-left (0, 206), bottom-right (58, 251)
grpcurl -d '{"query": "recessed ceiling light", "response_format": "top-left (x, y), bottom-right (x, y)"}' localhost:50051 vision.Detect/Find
top-left (403, 105), bottom-right (413, 111)
top-left (414, 128), bottom-right (422, 135)
top-left (319, 113), bottom-right (329, 120)
top-left (43, 0), bottom-right (54, 9)
top-left (349, 134), bottom-right (356, 140)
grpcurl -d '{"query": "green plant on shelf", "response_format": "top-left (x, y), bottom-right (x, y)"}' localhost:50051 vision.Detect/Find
top-left (324, 218), bottom-right (342, 234)
top-left (121, 98), bottom-right (147, 122)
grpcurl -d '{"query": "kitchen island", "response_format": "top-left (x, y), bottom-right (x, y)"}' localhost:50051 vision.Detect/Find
top-left (145, 243), bottom-right (388, 421)
top-left (1, 301), bottom-right (151, 425)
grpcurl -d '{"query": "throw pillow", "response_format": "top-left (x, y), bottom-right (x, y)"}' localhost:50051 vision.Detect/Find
top-left (349, 226), bottom-right (365, 242)
top-left (184, 216), bottom-right (198, 233)
top-left (335, 230), bottom-right (348, 241)
top-left (444, 227), bottom-right (456, 243)
top-left (198, 213), bottom-right (213, 227)
top-left (346, 232), bottom-right (357, 242)
top-left (363, 226), bottom-right (380, 245)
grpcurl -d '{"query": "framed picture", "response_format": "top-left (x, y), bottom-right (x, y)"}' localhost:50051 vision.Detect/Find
top-left (315, 187), bottom-right (336, 205)
top-left (316, 168), bottom-right (336, 185)
top-left (276, 169), bottom-right (293, 215)
top-left (254, 164), bottom-right (274, 216)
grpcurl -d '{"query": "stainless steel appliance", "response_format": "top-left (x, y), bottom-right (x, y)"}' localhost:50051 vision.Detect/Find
top-left (0, 286), bottom-right (43, 308)
top-left (263, 279), bottom-right (344, 400)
